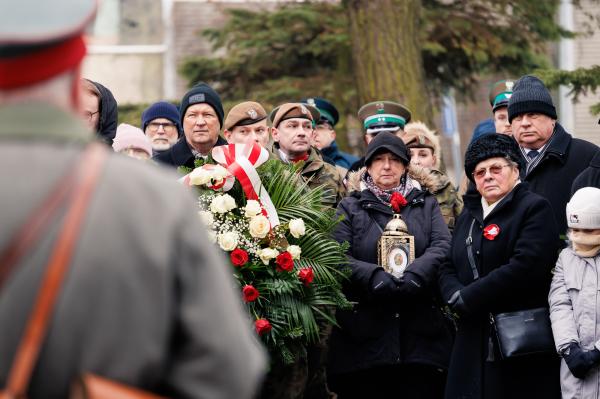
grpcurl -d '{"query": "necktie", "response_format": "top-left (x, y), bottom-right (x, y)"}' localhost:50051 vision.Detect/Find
top-left (528, 150), bottom-right (539, 161)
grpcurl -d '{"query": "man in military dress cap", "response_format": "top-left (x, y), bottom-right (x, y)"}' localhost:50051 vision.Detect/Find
top-left (0, 1), bottom-right (266, 397)
top-left (489, 79), bottom-right (515, 136)
top-left (223, 101), bottom-right (270, 147)
top-left (348, 100), bottom-right (412, 173)
top-left (301, 97), bottom-right (359, 169)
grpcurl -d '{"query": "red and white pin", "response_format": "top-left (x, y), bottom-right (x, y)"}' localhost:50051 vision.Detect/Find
top-left (483, 224), bottom-right (501, 240)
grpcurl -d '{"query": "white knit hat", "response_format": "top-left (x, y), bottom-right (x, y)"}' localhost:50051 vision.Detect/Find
top-left (566, 187), bottom-right (600, 229)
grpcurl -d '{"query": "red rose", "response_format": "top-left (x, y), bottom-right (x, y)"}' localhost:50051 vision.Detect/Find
top-left (242, 284), bottom-right (260, 302)
top-left (276, 251), bottom-right (294, 272)
top-left (298, 267), bottom-right (314, 286)
top-left (230, 248), bottom-right (249, 267)
top-left (255, 318), bottom-right (272, 336)
top-left (390, 192), bottom-right (408, 213)
top-left (483, 224), bottom-right (501, 240)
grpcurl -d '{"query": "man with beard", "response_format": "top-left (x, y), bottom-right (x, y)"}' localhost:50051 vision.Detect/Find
top-left (141, 101), bottom-right (181, 155)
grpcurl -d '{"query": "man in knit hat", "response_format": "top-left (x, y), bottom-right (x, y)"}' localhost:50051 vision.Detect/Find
top-left (403, 122), bottom-right (463, 231)
top-left (153, 82), bottom-right (227, 169)
top-left (223, 101), bottom-right (270, 147)
top-left (0, 1), bottom-right (266, 397)
top-left (270, 102), bottom-right (345, 207)
top-left (141, 101), bottom-right (181, 155)
top-left (508, 74), bottom-right (599, 238)
top-left (489, 79), bottom-right (515, 136)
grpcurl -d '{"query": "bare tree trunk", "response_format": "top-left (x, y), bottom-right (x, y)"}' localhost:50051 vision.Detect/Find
top-left (344, 0), bottom-right (433, 125)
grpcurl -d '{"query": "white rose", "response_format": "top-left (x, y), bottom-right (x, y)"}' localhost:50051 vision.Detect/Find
top-left (249, 215), bottom-right (270, 238)
top-left (211, 165), bottom-right (229, 185)
top-left (188, 167), bottom-right (212, 186)
top-left (288, 218), bottom-right (306, 238)
top-left (210, 194), bottom-right (237, 214)
top-left (287, 245), bottom-right (302, 260)
top-left (218, 231), bottom-right (238, 251)
top-left (198, 210), bottom-right (214, 227)
top-left (258, 247), bottom-right (279, 265)
top-left (207, 230), bottom-right (217, 244)
top-left (244, 200), bottom-right (262, 218)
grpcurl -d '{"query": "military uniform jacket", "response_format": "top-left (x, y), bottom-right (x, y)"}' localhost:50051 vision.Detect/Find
top-left (428, 169), bottom-right (463, 232)
top-left (0, 104), bottom-right (266, 399)
top-left (271, 143), bottom-right (345, 207)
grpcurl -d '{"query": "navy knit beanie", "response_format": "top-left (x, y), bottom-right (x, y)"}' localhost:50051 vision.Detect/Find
top-left (464, 133), bottom-right (525, 182)
top-left (141, 101), bottom-right (181, 134)
top-left (179, 82), bottom-right (224, 128)
top-left (507, 75), bottom-right (557, 123)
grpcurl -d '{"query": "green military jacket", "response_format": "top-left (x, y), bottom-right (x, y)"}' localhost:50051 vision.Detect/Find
top-left (429, 169), bottom-right (463, 232)
top-left (271, 143), bottom-right (345, 207)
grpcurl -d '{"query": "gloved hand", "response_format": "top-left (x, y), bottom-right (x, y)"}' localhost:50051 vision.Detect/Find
top-left (448, 290), bottom-right (469, 316)
top-left (563, 342), bottom-right (600, 379)
top-left (369, 268), bottom-right (400, 299)
top-left (396, 271), bottom-right (425, 297)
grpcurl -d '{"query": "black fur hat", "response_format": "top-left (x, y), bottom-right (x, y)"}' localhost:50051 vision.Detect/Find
top-left (464, 133), bottom-right (525, 182)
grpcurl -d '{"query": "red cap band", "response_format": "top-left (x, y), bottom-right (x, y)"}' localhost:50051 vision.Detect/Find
top-left (0, 35), bottom-right (86, 90)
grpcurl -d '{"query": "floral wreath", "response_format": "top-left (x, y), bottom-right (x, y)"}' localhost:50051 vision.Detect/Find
top-left (181, 143), bottom-right (350, 364)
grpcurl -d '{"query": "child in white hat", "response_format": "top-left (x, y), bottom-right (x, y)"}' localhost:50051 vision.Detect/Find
top-left (549, 187), bottom-right (600, 398)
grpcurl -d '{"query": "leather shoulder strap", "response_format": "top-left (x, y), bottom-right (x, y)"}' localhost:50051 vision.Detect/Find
top-left (3, 143), bottom-right (108, 397)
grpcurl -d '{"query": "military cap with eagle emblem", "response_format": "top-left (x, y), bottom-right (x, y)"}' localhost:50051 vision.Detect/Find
top-left (269, 103), bottom-right (320, 128)
top-left (357, 100), bottom-right (411, 135)
top-left (489, 79), bottom-right (515, 112)
top-left (223, 101), bottom-right (268, 131)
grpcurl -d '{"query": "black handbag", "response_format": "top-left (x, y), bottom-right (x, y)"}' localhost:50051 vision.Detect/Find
top-left (491, 307), bottom-right (555, 359)
top-left (464, 218), bottom-right (555, 359)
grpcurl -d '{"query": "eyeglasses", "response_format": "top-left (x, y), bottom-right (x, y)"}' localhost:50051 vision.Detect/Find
top-left (82, 111), bottom-right (99, 121)
top-left (148, 122), bottom-right (176, 133)
top-left (315, 122), bottom-right (333, 131)
top-left (472, 163), bottom-right (512, 180)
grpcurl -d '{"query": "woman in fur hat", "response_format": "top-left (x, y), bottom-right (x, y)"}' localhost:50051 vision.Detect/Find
top-left (327, 132), bottom-right (453, 398)
top-left (439, 133), bottom-right (561, 399)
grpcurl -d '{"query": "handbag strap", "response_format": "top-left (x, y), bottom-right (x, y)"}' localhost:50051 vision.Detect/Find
top-left (3, 143), bottom-right (107, 397)
top-left (465, 218), bottom-right (479, 280)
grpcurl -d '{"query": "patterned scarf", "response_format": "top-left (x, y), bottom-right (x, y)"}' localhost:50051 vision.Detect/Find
top-left (361, 171), bottom-right (415, 208)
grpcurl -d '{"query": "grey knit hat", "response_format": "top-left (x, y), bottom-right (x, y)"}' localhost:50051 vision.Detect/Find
top-left (507, 75), bottom-right (557, 123)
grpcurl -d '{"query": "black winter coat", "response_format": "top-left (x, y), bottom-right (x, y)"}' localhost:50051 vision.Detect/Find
top-left (439, 183), bottom-right (561, 399)
top-left (153, 136), bottom-right (227, 169)
top-left (328, 184), bottom-right (453, 376)
top-left (572, 151), bottom-right (600, 194)
top-left (522, 123), bottom-right (599, 237)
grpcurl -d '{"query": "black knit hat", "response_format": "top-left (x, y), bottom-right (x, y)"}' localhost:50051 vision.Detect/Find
top-left (364, 131), bottom-right (410, 166)
top-left (464, 133), bottom-right (525, 182)
top-left (179, 82), bottom-right (224, 128)
top-left (507, 75), bottom-right (557, 123)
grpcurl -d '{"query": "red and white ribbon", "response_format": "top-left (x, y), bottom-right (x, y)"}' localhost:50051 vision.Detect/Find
top-left (212, 143), bottom-right (280, 227)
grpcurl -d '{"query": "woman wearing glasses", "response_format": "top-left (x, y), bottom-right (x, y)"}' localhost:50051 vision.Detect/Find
top-left (439, 133), bottom-right (561, 399)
